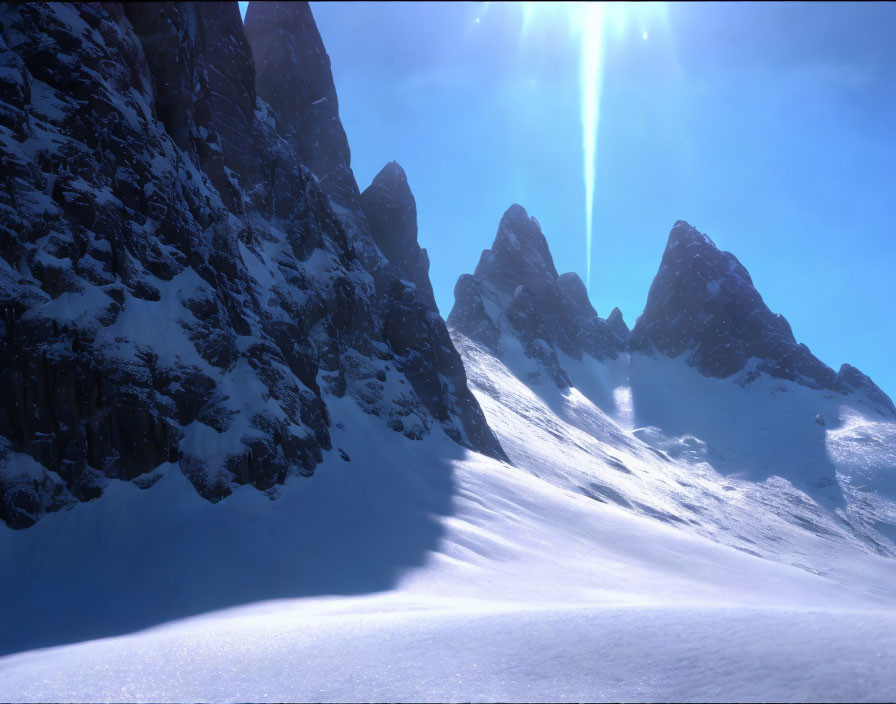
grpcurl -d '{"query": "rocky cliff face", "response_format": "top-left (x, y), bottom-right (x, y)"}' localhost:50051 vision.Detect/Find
top-left (448, 204), bottom-right (624, 387)
top-left (361, 161), bottom-right (434, 303)
top-left (243, 1), bottom-right (359, 213)
top-left (0, 1), bottom-right (504, 529)
top-left (630, 221), bottom-right (894, 414)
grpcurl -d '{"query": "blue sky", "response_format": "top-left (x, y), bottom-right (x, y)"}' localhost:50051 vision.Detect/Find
top-left (239, 2), bottom-right (895, 396)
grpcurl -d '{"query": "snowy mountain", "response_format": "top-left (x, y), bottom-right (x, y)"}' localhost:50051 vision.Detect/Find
top-left (0, 1), bottom-right (503, 529)
top-left (2, 3), bottom-right (896, 702)
top-left (448, 206), bottom-right (896, 563)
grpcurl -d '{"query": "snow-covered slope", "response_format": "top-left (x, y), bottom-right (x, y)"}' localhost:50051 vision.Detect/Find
top-left (3, 215), bottom-right (896, 699)
top-left (456, 332), bottom-right (896, 570)
top-left (2, 390), bottom-right (896, 702)
top-left (448, 207), bottom-right (896, 569)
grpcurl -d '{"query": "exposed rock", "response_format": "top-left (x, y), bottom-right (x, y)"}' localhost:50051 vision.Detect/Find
top-left (364, 162), bottom-right (506, 461)
top-left (474, 204), bottom-right (559, 294)
top-left (361, 161), bottom-right (434, 303)
top-left (243, 1), bottom-right (360, 212)
top-left (607, 307), bottom-right (630, 342)
top-left (448, 205), bottom-right (624, 386)
top-left (630, 221), bottom-right (843, 390)
top-left (0, 1), bottom-right (505, 528)
top-left (838, 364), bottom-right (896, 417)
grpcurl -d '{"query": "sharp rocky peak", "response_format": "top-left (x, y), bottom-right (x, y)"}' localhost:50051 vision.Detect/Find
top-left (607, 307), bottom-right (630, 342)
top-left (473, 204), bottom-right (559, 293)
top-left (631, 221), bottom-right (895, 415)
top-left (244, 1), bottom-right (359, 211)
top-left (360, 162), bottom-right (434, 303)
top-left (448, 205), bottom-right (625, 387)
top-left (630, 220), bottom-right (831, 386)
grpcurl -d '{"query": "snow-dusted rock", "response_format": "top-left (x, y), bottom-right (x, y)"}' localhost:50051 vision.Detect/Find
top-left (838, 363), bottom-right (896, 417)
top-left (0, 1), bottom-right (503, 528)
top-left (447, 204), bottom-right (624, 387)
top-left (607, 306), bottom-right (630, 343)
top-left (629, 221), bottom-right (891, 410)
top-left (244, 1), bottom-right (360, 213)
top-left (361, 161), bottom-right (433, 302)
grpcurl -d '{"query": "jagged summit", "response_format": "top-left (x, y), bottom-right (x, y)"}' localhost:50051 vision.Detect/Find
top-left (630, 220), bottom-right (836, 387)
top-left (360, 162), bottom-right (434, 303)
top-left (473, 204), bottom-right (559, 293)
top-left (630, 221), bottom-right (895, 414)
top-left (448, 205), bottom-right (624, 386)
top-left (607, 307), bottom-right (630, 342)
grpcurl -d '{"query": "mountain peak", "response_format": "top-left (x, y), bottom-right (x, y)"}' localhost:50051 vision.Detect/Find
top-left (607, 307), bottom-right (630, 341)
top-left (631, 221), bottom-right (841, 391)
top-left (360, 161), bottom-right (433, 302)
top-left (668, 220), bottom-right (715, 250)
top-left (473, 204), bottom-right (558, 293)
top-left (244, 1), bottom-right (360, 209)
top-left (449, 206), bottom-right (624, 384)
top-left (361, 162), bottom-right (415, 261)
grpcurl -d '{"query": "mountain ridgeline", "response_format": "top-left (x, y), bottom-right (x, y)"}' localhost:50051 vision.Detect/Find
top-left (0, 1), bottom-right (504, 529)
top-left (448, 206), bottom-right (895, 417)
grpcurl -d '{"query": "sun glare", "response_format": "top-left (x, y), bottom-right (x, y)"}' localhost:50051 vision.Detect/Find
top-left (508, 1), bottom-right (666, 292)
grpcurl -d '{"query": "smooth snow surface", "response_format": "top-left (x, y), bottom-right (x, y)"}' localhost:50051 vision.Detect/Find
top-left (3, 345), bottom-right (896, 702)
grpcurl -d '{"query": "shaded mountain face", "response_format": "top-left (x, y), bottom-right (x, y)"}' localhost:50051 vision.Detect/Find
top-left (360, 161), bottom-right (434, 304)
top-left (630, 221), bottom-right (894, 414)
top-left (243, 1), bottom-right (358, 212)
top-left (448, 205), bottom-right (625, 387)
top-left (0, 1), bottom-right (503, 528)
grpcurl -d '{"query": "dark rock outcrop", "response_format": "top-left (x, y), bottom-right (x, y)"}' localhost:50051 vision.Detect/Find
top-left (0, 1), bottom-right (504, 528)
top-left (243, 1), bottom-right (359, 212)
top-left (361, 162), bottom-right (434, 303)
top-left (630, 221), bottom-right (895, 415)
top-left (448, 204), bottom-right (624, 386)
top-left (363, 162), bottom-right (506, 461)
top-left (631, 221), bottom-right (842, 388)
top-left (838, 364), bottom-right (896, 416)
top-left (607, 307), bottom-right (630, 343)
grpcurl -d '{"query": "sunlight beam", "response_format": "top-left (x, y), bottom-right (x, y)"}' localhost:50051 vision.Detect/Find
top-left (578, 2), bottom-right (605, 293)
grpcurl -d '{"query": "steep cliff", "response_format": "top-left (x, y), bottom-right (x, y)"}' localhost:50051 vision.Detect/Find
top-left (0, 1), bottom-right (503, 528)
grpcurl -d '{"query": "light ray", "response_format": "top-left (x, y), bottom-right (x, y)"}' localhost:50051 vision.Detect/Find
top-left (578, 2), bottom-right (606, 292)
top-left (511, 2), bottom-right (667, 294)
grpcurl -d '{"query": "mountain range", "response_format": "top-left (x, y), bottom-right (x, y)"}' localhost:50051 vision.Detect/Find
top-left (1, 3), bottom-right (895, 701)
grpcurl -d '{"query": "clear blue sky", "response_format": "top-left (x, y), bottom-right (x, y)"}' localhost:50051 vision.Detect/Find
top-left (239, 2), bottom-right (895, 397)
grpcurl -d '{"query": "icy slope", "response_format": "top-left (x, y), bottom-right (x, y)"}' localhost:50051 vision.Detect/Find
top-left (2, 392), bottom-right (896, 702)
top-left (455, 331), bottom-right (896, 576)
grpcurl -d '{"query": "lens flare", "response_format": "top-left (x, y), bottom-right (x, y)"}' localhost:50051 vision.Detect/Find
top-left (507, 1), bottom-right (667, 293)
top-left (578, 2), bottom-right (605, 292)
